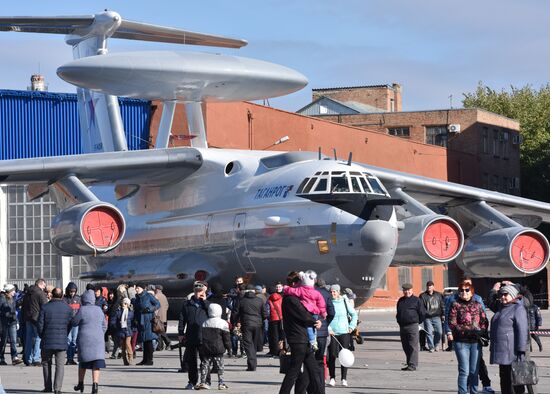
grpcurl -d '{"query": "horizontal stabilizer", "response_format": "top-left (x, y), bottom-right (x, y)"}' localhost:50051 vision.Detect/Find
top-left (0, 13), bottom-right (247, 48)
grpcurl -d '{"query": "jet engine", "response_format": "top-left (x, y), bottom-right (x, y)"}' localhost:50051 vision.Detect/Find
top-left (456, 228), bottom-right (549, 277)
top-left (50, 201), bottom-right (125, 255)
top-left (392, 214), bottom-right (464, 265)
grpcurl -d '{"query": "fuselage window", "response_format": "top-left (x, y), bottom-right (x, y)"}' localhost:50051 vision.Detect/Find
top-left (350, 177), bottom-right (362, 193)
top-left (296, 178), bottom-right (310, 194)
top-left (303, 177), bottom-right (318, 194)
top-left (359, 177), bottom-right (371, 193)
top-left (368, 177), bottom-right (386, 195)
top-left (314, 178), bottom-right (328, 192)
top-left (331, 175), bottom-right (350, 193)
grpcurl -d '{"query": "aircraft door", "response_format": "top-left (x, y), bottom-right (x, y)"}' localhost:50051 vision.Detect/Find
top-left (233, 213), bottom-right (256, 273)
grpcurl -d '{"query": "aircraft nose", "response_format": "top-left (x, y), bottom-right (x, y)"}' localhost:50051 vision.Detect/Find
top-left (360, 220), bottom-right (397, 253)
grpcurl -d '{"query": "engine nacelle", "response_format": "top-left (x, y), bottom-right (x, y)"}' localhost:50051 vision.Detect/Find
top-left (456, 228), bottom-right (550, 277)
top-left (50, 201), bottom-right (125, 255)
top-left (392, 214), bottom-right (464, 266)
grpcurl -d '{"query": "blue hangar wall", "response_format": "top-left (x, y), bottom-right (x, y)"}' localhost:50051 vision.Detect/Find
top-left (0, 89), bottom-right (151, 290)
top-left (0, 89), bottom-right (151, 159)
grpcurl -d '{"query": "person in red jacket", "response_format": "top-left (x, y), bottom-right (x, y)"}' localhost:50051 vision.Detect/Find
top-left (267, 282), bottom-right (284, 357)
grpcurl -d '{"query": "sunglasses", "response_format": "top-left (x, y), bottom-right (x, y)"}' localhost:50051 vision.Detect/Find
top-left (194, 284), bottom-right (206, 289)
top-left (458, 288), bottom-right (471, 293)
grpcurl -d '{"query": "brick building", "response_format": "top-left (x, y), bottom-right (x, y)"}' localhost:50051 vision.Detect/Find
top-left (148, 100), bottom-right (549, 308)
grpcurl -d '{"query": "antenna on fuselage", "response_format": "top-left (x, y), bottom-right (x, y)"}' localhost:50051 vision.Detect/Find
top-left (347, 152), bottom-right (352, 166)
top-left (333, 148), bottom-right (337, 160)
top-left (318, 147), bottom-right (322, 160)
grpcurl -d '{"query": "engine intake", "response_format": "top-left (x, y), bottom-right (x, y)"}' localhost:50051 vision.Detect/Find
top-left (50, 201), bottom-right (125, 255)
top-left (456, 228), bottom-right (549, 277)
top-left (392, 214), bottom-right (464, 265)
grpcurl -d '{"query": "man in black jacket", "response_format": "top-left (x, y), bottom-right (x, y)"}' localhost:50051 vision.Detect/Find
top-left (22, 278), bottom-right (48, 366)
top-left (236, 284), bottom-right (266, 371)
top-left (179, 281), bottom-right (210, 390)
top-left (419, 281), bottom-right (444, 352)
top-left (37, 287), bottom-right (72, 394)
top-left (279, 272), bottom-right (322, 394)
top-left (396, 283), bottom-right (426, 371)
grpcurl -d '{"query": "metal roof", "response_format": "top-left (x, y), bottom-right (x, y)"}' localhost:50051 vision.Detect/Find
top-left (312, 84), bottom-right (396, 91)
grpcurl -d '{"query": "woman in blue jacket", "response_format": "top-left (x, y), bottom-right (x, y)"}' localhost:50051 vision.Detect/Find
top-left (489, 284), bottom-right (529, 394)
top-left (327, 284), bottom-right (357, 388)
top-left (72, 289), bottom-right (107, 394)
top-left (134, 284), bottom-right (160, 366)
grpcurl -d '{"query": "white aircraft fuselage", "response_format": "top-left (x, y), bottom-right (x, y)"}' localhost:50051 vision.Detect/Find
top-left (76, 148), bottom-right (398, 300)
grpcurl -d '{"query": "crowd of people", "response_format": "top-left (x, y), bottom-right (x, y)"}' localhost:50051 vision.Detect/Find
top-left (0, 272), bottom-right (544, 393)
top-left (0, 271), bottom-right (361, 393)
top-left (396, 278), bottom-right (543, 394)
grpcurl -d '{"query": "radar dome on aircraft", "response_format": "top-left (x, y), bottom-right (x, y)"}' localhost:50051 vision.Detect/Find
top-left (57, 51), bottom-right (308, 102)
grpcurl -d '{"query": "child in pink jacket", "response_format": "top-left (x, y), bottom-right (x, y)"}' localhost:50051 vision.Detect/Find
top-left (284, 270), bottom-right (326, 349)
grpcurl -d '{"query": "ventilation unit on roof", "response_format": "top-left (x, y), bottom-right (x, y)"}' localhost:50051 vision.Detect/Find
top-left (448, 124), bottom-right (461, 133)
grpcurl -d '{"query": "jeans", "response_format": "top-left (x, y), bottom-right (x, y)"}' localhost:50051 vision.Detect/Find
top-left (24, 321), bottom-right (41, 364)
top-left (454, 341), bottom-right (480, 394)
top-left (0, 323), bottom-right (19, 361)
top-left (67, 326), bottom-right (78, 362)
top-left (423, 316), bottom-right (442, 350)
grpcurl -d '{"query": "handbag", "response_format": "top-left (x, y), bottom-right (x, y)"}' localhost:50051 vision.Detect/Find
top-left (511, 358), bottom-right (538, 386)
top-left (342, 299), bottom-right (356, 351)
top-left (279, 352), bottom-right (292, 374)
top-left (152, 315), bottom-right (165, 334)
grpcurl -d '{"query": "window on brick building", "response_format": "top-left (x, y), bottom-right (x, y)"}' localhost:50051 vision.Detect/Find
top-left (503, 177), bottom-right (509, 193)
top-left (502, 131), bottom-right (509, 158)
top-left (388, 127), bottom-right (410, 137)
top-left (482, 173), bottom-right (489, 189)
top-left (426, 126), bottom-right (448, 147)
top-left (398, 267), bottom-right (411, 288)
top-left (482, 127), bottom-right (489, 154)
top-left (493, 129), bottom-right (500, 157)
top-left (421, 268), bottom-right (433, 287)
top-left (491, 175), bottom-right (499, 191)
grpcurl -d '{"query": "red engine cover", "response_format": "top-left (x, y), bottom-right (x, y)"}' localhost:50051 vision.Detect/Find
top-left (423, 219), bottom-right (462, 261)
top-left (81, 207), bottom-right (124, 249)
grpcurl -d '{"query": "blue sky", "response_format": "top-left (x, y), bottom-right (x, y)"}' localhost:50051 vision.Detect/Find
top-left (1, 1), bottom-right (550, 112)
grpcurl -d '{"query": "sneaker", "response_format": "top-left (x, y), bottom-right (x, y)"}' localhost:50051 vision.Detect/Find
top-left (12, 358), bottom-right (23, 365)
top-left (428, 348), bottom-right (435, 353)
top-left (194, 383), bottom-right (210, 390)
top-left (185, 383), bottom-right (195, 390)
top-left (328, 378), bottom-right (336, 387)
top-left (482, 387), bottom-right (495, 394)
top-left (341, 379), bottom-right (348, 387)
top-left (218, 383), bottom-right (228, 390)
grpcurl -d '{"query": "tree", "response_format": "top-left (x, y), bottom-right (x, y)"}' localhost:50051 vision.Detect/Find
top-left (463, 82), bottom-right (550, 202)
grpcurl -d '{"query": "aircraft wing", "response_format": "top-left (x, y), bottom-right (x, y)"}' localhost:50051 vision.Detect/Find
top-left (0, 15), bottom-right (247, 48)
top-left (0, 147), bottom-right (202, 186)
top-left (363, 164), bottom-right (550, 226)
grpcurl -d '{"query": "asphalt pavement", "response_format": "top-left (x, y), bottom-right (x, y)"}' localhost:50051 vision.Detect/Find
top-left (1, 310), bottom-right (549, 393)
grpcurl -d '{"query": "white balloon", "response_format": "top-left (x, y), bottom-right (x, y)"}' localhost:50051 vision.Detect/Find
top-left (338, 348), bottom-right (355, 367)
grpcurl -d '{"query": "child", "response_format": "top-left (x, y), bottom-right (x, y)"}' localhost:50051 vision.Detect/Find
top-left (284, 270), bottom-right (327, 350)
top-left (196, 303), bottom-right (232, 390)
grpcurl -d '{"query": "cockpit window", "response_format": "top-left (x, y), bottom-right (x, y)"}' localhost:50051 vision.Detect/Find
top-left (350, 177), bottom-right (362, 193)
top-left (296, 178), bottom-right (310, 194)
top-left (302, 177), bottom-right (318, 194)
top-left (296, 171), bottom-right (387, 197)
top-left (331, 175), bottom-right (349, 193)
top-left (359, 177), bottom-right (371, 193)
top-left (368, 177), bottom-right (386, 194)
top-left (314, 178), bottom-right (328, 192)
